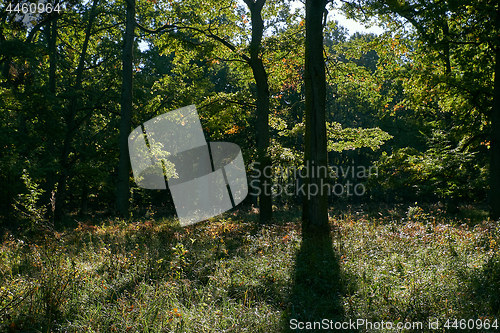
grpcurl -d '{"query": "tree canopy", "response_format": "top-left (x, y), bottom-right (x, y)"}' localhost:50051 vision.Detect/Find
top-left (0, 0), bottom-right (497, 229)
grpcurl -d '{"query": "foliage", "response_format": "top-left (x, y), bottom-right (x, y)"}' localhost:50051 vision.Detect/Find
top-left (12, 169), bottom-right (50, 231)
top-left (327, 122), bottom-right (392, 152)
top-left (0, 0), bottom-right (494, 219)
top-left (370, 129), bottom-right (488, 203)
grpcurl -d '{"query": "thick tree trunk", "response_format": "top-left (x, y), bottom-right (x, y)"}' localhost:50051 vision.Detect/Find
top-left (490, 8), bottom-right (500, 220)
top-left (442, 19), bottom-right (451, 74)
top-left (48, 19), bottom-right (57, 94)
top-left (244, 0), bottom-right (272, 223)
top-left (302, 0), bottom-right (329, 235)
top-left (40, 19), bottom-right (58, 220)
top-left (54, 0), bottom-right (98, 222)
top-left (115, 0), bottom-right (135, 216)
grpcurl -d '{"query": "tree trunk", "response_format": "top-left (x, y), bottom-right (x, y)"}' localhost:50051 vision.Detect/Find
top-left (48, 18), bottom-right (57, 94)
top-left (40, 18), bottom-right (58, 220)
top-left (302, 0), bottom-right (329, 235)
top-left (54, 0), bottom-right (98, 222)
top-left (441, 18), bottom-right (451, 74)
top-left (116, 0), bottom-right (136, 216)
top-left (244, 0), bottom-right (272, 223)
top-left (490, 7), bottom-right (500, 220)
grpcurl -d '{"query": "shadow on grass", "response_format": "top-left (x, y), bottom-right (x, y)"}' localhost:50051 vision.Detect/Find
top-left (282, 230), bottom-right (352, 332)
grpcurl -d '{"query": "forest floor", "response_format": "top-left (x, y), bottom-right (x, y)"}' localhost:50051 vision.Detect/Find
top-left (1, 204), bottom-right (499, 332)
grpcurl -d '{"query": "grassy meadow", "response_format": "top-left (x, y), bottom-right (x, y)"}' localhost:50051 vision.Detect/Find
top-left (1, 205), bottom-right (499, 332)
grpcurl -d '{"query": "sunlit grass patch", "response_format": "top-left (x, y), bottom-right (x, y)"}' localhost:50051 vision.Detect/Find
top-left (337, 208), bottom-right (500, 326)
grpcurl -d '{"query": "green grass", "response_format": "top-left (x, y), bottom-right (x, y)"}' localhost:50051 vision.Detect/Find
top-left (1, 205), bottom-right (499, 332)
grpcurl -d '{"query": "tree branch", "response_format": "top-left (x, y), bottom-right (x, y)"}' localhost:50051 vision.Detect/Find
top-left (135, 21), bottom-right (250, 63)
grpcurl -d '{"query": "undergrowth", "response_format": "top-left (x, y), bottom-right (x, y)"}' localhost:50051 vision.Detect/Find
top-left (0, 205), bottom-right (498, 332)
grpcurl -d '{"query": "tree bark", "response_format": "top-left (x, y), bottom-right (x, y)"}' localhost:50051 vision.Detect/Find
top-left (40, 18), bottom-right (58, 221)
top-left (48, 18), bottom-right (57, 94)
top-left (54, 0), bottom-right (98, 222)
top-left (302, 0), bottom-right (329, 235)
top-left (244, 0), bottom-right (272, 223)
top-left (441, 18), bottom-right (451, 74)
top-left (490, 6), bottom-right (500, 220)
top-left (116, 0), bottom-right (136, 216)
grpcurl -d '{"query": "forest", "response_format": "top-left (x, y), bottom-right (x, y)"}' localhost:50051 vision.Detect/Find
top-left (0, 0), bottom-right (499, 331)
